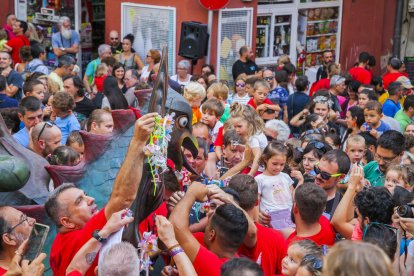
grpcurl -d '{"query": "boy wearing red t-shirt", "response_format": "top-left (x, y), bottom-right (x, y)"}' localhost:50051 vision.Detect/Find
top-left (287, 184), bottom-right (336, 246)
top-left (45, 113), bottom-right (158, 276)
top-left (382, 57), bottom-right (404, 90)
top-left (247, 79), bottom-right (280, 117)
top-left (228, 174), bottom-right (287, 276)
top-left (349, 52), bottom-right (372, 85)
top-left (169, 182), bottom-right (249, 276)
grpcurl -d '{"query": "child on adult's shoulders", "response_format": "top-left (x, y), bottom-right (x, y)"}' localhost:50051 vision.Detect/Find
top-left (247, 79), bottom-right (280, 121)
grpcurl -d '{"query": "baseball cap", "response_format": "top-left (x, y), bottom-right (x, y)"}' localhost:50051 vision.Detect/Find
top-left (396, 76), bottom-right (413, 89)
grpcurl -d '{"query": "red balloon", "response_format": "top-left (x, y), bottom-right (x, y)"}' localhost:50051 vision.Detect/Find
top-left (199, 0), bottom-right (230, 10)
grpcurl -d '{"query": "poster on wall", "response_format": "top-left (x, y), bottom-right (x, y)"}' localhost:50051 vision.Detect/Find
top-left (17, 0), bottom-right (28, 21)
top-left (122, 3), bottom-right (176, 75)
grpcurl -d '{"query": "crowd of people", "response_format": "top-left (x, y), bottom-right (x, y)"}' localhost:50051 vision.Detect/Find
top-left (1, 11), bottom-right (414, 276)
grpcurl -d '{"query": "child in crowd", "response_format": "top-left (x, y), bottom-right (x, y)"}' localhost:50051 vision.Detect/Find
top-left (92, 63), bottom-right (108, 94)
top-left (245, 76), bottom-right (257, 97)
top-left (230, 103), bottom-right (267, 176)
top-left (201, 98), bottom-right (224, 145)
top-left (281, 240), bottom-right (322, 276)
top-left (247, 79), bottom-right (280, 121)
top-left (324, 132), bottom-right (341, 149)
top-left (47, 145), bottom-right (80, 166)
top-left (206, 82), bottom-right (230, 123)
top-left (296, 254), bottom-right (323, 276)
top-left (51, 92), bottom-right (81, 144)
top-left (183, 81), bottom-right (206, 125)
top-left (361, 101), bottom-right (391, 138)
top-left (23, 79), bottom-right (46, 103)
top-left (256, 141), bottom-right (293, 230)
top-left (66, 131), bottom-right (84, 161)
top-left (0, 29), bottom-right (8, 51)
top-left (86, 109), bottom-right (114, 135)
top-left (345, 135), bottom-right (366, 164)
top-left (232, 75), bottom-right (250, 105)
top-left (358, 88), bottom-right (378, 109)
top-left (384, 164), bottom-right (414, 193)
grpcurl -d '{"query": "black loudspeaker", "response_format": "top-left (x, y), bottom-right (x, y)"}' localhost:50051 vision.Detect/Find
top-left (178, 21), bottom-right (209, 60)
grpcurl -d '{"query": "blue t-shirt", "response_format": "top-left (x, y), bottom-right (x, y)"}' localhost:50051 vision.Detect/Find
top-left (0, 94), bottom-right (18, 108)
top-left (382, 99), bottom-right (401, 118)
top-left (54, 113), bottom-right (80, 144)
top-left (268, 86), bottom-right (288, 120)
top-left (362, 120), bottom-right (391, 136)
top-left (13, 127), bottom-right (29, 148)
top-left (7, 70), bottom-right (23, 101)
top-left (51, 30), bottom-right (80, 65)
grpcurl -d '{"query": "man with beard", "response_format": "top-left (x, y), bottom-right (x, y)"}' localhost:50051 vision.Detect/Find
top-left (232, 46), bottom-right (260, 81)
top-left (108, 30), bottom-right (122, 54)
top-left (316, 50), bottom-right (333, 81)
top-left (364, 130), bottom-right (405, 187)
top-left (13, 96), bottom-right (43, 148)
top-left (51, 16), bottom-right (79, 64)
top-left (31, 121), bottom-right (62, 158)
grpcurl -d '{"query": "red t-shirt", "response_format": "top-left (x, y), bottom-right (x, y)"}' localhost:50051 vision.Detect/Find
top-left (67, 271), bottom-right (82, 276)
top-left (139, 201), bottom-right (168, 235)
top-left (349, 66), bottom-right (372, 85)
top-left (309, 78), bottom-right (330, 97)
top-left (50, 208), bottom-right (107, 276)
top-left (247, 98), bottom-right (274, 110)
top-left (94, 75), bottom-right (107, 92)
top-left (193, 245), bottom-right (229, 276)
top-left (0, 267), bottom-right (7, 276)
top-left (287, 216), bottom-right (335, 246)
top-left (6, 35), bottom-right (30, 65)
top-left (383, 72), bottom-right (405, 90)
top-left (214, 127), bottom-right (224, 147)
top-left (238, 223), bottom-right (287, 276)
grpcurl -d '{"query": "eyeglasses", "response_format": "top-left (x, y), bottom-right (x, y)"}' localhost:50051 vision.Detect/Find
top-left (235, 83), bottom-right (245, 88)
top-left (302, 254), bottom-right (323, 270)
top-left (177, 67), bottom-right (186, 70)
top-left (37, 121), bottom-right (53, 141)
top-left (146, 55), bottom-right (152, 58)
top-left (314, 162), bottom-right (344, 180)
top-left (374, 152), bottom-right (399, 164)
top-left (3, 214), bottom-right (29, 234)
top-left (110, 37), bottom-right (118, 40)
top-left (362, 222), bottom-right (398, 240)
top-left (263, 77), bottom-right (273, 81)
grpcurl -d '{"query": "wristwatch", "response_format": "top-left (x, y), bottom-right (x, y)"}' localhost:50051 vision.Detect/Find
top-left (92, 229), bottom-right (106, 243)
top-left (61, 47), bottom-right (66, 51)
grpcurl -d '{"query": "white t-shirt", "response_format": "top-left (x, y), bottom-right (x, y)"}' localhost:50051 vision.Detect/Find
top-left (248, 132), bottom-right (268, 150)
top-left (255, 172), bottom-right (294, 212)
top-left (170, 74), bottom-right (192, 86)
top-left (232, 94), bottom-right (251, 105)
top-left (140, 65), bottom-right (151, 82)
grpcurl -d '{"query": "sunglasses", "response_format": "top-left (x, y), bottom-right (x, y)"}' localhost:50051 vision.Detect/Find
top-left (236, 83), bottom-right (245, 88)
top-left (362, 222), bottom-right (398, 240)
top-left (146, 55), bottom-right (152, 58)
top-left (264, 76), bottom-right (273, 81)
top-left (110, 37), bottom-right (118, 40)
top-left (302, 254), bottom-right (323, 270)
top-left (314, 162), bottom-right (343, 180)
top-left (37, 121), bottom-right (54, 141)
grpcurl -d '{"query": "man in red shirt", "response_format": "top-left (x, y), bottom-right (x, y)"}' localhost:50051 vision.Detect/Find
top-left (349, 52), bottom-right (372, 85)
top-left (169, 182), bottom-right (249, 276)
top-left (3, 20), bottom-right (30, 65)
top-left (287, 184), bottom-right (336, 246)
top-left (382, 57), bottom-right (404, 90)
top-left (228, 174), bottom-right (287, 276)
top-left (44, 112), bottom-right (157, 276)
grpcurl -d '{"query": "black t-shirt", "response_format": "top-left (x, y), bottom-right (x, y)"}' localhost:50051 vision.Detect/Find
top-left (74, 97), bottom-right (96, 121)
top-left (232, 59), bottom-right (259, 80)
top-left (316, 65), bottom-right (328, 81)
top-left (324, 191), bottom-right (342, 220)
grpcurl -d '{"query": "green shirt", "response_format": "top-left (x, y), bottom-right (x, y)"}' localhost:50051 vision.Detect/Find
top-left (363, 161), bottom-right (384, 187)
top-left (394, 109), bottom-right (412, 131)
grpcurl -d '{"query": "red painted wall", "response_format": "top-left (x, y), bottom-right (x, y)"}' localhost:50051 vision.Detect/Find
top-left (105, 0), bottom-right (257, 74)
top-left (340, 0), bottom-right (396, 76)
top-left (0, 0), bottom-right (17, 26)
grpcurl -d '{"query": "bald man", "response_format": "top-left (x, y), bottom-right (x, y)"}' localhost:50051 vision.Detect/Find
top-left (109, 30), bottom-right (122, 55)
top-left (31, 122), bottom-right (62, 158)
top-left (0, 206), bottom-right (45, 274)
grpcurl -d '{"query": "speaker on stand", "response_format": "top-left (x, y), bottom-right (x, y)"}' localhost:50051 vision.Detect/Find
top-left (178, 21), bottom-right (209, 74)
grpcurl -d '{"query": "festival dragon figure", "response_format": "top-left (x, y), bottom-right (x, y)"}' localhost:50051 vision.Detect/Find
top-left (0, 48), bottom-right (198, 249)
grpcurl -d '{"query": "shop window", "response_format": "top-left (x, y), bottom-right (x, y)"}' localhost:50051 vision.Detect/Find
top-left (217, 8), bottom-right (253, 86)
top-left (258, 0), bottom-right (294, 3)
top-left (121, 3), bottom-right (176, 75)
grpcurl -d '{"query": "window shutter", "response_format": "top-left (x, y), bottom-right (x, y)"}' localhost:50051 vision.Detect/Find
top-left (217, 8), bottom-right (253, 86)
top-left (122, 4), bottom-right (176, 75)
